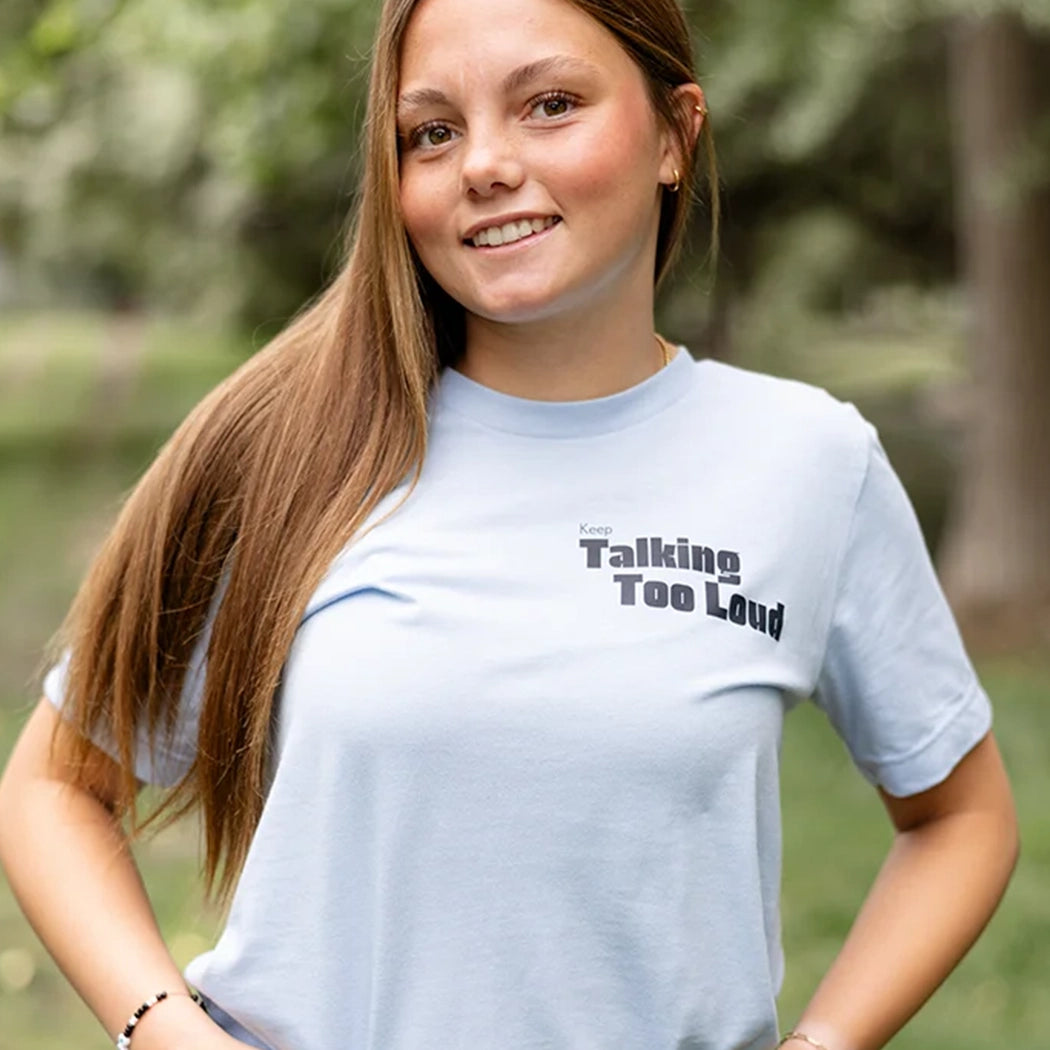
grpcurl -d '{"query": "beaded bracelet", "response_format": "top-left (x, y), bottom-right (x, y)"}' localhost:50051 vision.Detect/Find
top-left (777, 1033), bottom-right (832, 1050)
top-left (115, 988), bottom-right (205, 1049)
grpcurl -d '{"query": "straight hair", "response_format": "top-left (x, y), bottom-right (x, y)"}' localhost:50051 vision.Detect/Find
top-left (54, 0), bottom-right (720, 905)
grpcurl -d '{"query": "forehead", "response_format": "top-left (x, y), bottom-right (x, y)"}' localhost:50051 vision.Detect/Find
top-left (399, 0), bottom-right (635, 91)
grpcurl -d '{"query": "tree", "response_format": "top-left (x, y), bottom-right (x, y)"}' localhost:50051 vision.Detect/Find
top-left (938, 12), bottom-right (1050, 644)
top-left (0, 0), bottom-right (378, 325)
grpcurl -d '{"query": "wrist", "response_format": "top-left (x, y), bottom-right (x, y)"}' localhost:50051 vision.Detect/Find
top-left (777, 1032), bottom-right (834, 1050)
top-left (119, 992), bottom-right (220, 1050)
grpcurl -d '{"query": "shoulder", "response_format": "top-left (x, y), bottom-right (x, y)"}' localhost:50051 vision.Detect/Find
top-left (689, 356), bottom-right (876, 470)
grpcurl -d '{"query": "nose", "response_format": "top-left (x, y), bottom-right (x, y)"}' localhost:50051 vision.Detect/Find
top-left (459, 125), bottom-right (526, 198)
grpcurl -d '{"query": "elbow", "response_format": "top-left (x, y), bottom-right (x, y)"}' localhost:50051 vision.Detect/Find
top-left (0, 750), bottom-right (26, 874)
top-left (1003, 799), bottom-right (1021, 882)
top-left (992, 756), bottom-right (1021, 886)
top-left (977, 786), bottom-right (1021, 902)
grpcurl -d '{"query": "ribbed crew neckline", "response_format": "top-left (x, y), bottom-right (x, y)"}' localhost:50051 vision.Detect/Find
top-left (433, 345), bottom-right (697, 438)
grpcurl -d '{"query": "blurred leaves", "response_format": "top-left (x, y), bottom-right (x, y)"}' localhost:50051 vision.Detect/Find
top-left (1, 0), bottom-right (378, 324)
top-left (0, 0), bottom-right (1047, 333)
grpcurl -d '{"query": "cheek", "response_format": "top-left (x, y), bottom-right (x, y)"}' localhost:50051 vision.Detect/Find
top-left (399, 176), bottom-right (445, 253)
top-left (549, 111), bottom-right (661, 210)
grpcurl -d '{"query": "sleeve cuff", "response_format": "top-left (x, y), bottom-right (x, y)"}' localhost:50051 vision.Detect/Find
top-left (862, 683), bottom-right (994, 797)
top-left (41, 653), bottom-right (189, 788)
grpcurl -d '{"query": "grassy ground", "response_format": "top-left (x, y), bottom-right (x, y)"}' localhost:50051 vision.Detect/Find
top-left (0, 312), bottom-right (1046, 1048)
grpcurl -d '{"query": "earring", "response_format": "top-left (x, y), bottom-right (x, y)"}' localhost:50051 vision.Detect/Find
top-left (695, 103), bottom-right (708, 119)
top-left (669, 169), bottom-right (681, 193)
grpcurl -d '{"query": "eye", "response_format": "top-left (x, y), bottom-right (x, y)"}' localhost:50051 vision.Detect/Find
top-left (529, 91), bottom-right (579, 120)
top-left (406, 122), bottom-right (458, 151)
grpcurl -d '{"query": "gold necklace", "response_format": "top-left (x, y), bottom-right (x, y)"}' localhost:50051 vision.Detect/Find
top-left (654, 333), bottom-right (674, 369)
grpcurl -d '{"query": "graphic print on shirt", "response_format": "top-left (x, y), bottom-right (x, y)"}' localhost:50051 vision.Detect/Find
top-left (579, 525), bottom-right (786, 641)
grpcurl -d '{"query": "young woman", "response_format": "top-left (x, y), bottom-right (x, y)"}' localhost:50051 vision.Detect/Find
top-left (0, 1), bottom-right (1018, 1049)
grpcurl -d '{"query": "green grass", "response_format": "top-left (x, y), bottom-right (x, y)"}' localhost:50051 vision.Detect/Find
top-left (0, 311), bottom-right (1046, 1048)
top-left (777, 670), bottom-right (1049, 1048)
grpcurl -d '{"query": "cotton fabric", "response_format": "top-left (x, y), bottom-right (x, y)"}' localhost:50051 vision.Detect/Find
top-left (45, 348), bottom-right (992, 1050)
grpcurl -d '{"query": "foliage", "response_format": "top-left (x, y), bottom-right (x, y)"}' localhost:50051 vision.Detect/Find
top-left (1, 0), bottom-right (378, 326)
top-left (0, 0), bottom-right (1047, 335)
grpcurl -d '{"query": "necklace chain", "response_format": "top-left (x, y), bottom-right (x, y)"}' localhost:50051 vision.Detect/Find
top-left (655, 333), bottom-right (673, 369)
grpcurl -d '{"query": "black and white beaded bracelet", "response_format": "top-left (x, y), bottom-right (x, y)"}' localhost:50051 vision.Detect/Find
top-left (115, 988), bottom-right (206, 1049)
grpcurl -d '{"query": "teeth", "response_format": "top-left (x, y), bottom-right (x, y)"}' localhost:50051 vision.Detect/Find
top-left (471, 216), bottom-right (557, 248)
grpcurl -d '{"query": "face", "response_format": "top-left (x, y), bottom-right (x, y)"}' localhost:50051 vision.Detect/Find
top-left (396, 0), bottom-right (678, 328)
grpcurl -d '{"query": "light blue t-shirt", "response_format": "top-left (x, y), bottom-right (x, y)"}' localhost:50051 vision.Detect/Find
top-left (45, 348), bottom-right (991, 1050)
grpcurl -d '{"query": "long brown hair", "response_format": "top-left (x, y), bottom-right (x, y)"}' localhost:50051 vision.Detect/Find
top-left (54, 0), bottom-right (719, 905)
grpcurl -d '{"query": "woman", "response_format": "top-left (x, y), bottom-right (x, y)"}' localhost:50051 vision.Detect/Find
top-left (0, 0), bottom-right (1018, 1048)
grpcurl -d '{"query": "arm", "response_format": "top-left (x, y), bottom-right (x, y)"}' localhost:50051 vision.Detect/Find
top-left (0, 699), bottom-right (247, 1050)
top-left (781, 731), bottom-right (1019, 1050)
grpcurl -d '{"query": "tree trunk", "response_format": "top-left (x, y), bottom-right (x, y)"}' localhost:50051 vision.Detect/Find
top-left (938, 13), bottom-right (1050, 648)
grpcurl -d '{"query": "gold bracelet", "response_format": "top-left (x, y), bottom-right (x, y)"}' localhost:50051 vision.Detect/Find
top-left (778, 1033), bottom-right (831, 1050)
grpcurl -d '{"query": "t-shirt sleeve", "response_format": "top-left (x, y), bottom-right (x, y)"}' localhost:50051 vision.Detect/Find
top-left (42, 625), bottom-right (209, 789)
top-left (813, 421), bottom-right (992, 797)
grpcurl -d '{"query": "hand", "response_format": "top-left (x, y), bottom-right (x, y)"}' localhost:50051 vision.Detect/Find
top-left (151, 1029), bottom-right (262, 1050)
top-left (212, 1036), bottom-right (266, 1050)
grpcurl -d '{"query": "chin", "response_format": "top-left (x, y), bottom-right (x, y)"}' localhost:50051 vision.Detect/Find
top-left (460, 279), bottom-right (587, 325)
top-left (471, 304), bottom-right (561, 325)
top-left (461, 293), bottom-right (566, 326)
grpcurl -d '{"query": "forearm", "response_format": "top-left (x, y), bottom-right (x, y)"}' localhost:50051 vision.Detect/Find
top-left (0, 705), bottom-right (230, 1050)
top-left (785, 801), bottom-right (1018, 1050)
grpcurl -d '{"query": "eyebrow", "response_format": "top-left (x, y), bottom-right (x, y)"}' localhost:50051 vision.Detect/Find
top-left (397, 55), bottom-right (600, 119)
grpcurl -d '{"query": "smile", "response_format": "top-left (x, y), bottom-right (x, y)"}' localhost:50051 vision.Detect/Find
top-left (467, 216), bottom-right (561, 249)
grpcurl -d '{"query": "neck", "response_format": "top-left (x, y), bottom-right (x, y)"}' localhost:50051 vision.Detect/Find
top-left (456, 312), bottom-right (666, 402)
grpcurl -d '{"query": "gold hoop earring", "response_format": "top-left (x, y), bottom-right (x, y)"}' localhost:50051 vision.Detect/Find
top-left (669, 169), bottom-right (681, 194)
top-left (695, 103), bottom-right (708, 119)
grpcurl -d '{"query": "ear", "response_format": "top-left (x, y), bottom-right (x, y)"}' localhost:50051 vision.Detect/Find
top-left (658, 83), bottom-right (708, 188)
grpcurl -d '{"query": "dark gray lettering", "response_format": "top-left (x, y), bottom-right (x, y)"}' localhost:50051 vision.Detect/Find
top-left (671, 583), bottom-right (696, 612)
top-left (649, 537), bottom-right (677, 569)
top-left (717, 550), bottom-right (742, 586)
top-left (705, 581), bottom-right (728, 620)
top-left (614, 574), bottom-right (644, 605)
top-left (768, 603), bottom-right (785, 641)
top-left (691, 545), bottom-right (716, 575)
top-left (676, 538), bottom-right (691, 568)
top-left (579, 538), bottom-right (608, 568)
top-left (635, 537), bottom-right (649, 569)
top-left (644, 580), bottom-right (670, 608)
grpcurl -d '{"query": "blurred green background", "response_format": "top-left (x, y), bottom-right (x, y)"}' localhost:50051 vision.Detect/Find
top-left (1, 0), bottom-right (1049, 1047)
